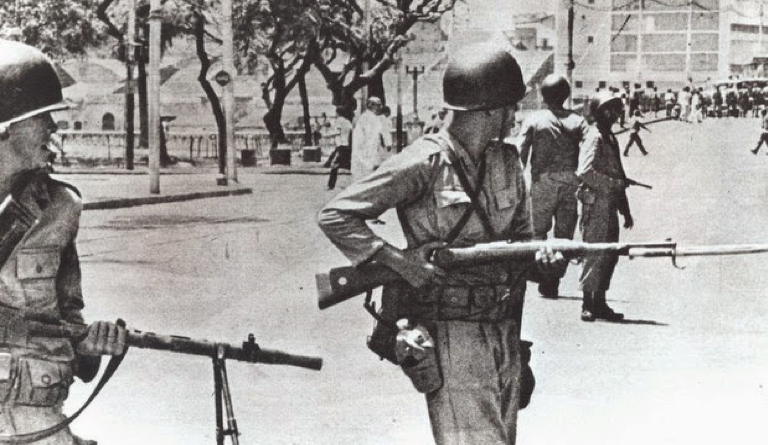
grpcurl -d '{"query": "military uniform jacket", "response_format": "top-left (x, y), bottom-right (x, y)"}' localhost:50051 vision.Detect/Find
top-left (0, 176), bottom-right (86, 407)
top-left (518, 109), bottom-right (588, 178)
top-left (576, 126), bottom-right (630, 215)
top-left (318, 130), bottom-right (533, 287)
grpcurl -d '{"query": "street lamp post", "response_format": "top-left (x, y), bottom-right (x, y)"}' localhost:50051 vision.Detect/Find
top-left (406, 65), bottom-right (425, 121)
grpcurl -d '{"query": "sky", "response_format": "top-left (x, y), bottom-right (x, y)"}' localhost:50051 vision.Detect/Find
top-left (467, 0), bottom-right (556, 29)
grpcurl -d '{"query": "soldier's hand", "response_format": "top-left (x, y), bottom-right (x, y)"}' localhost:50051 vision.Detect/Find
top-left (623, 213), bottom-right (634, 229)
top-left (77, 320), bottom-right (127, 356)
top-left (397, 241), bottom-right (447, 288)
top-left (534, 245), bottom-right (566, 276)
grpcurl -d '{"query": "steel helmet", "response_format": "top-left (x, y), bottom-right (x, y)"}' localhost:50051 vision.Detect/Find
top-left (540, 74), bottom-right (570, 106)
top-left (0, 39), bottom-right (68, 128)
top-left (584, 91), bottom-right (622, 123)
top-left (443, 43), bottom-right (526, 111)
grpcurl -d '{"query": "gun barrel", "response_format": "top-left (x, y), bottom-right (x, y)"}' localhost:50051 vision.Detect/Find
top-left (27, 322), bottom-right (323, 371)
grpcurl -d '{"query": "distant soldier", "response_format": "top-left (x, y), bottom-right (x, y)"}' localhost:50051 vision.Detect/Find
top-left (519, 74), bottom-right (588, 297)
top-left (576, 92), bottom-right (634, 322)
top-left (0, 39), bottom-right (127, 444)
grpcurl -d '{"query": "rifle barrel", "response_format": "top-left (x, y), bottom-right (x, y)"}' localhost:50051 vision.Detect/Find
top-left (27, 321), bottom-right (323, 371)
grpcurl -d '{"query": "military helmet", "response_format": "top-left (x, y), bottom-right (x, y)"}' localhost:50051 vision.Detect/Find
top-left (540, 74), bottom-right (570, 106)
top-left (0, 39), bottom-right (68, 128)
top-left (443, 43), bottom-right (526, 111)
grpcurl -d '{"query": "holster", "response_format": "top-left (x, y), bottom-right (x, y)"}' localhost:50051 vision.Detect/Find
top-left (519, 340), bottom-right (536, 409)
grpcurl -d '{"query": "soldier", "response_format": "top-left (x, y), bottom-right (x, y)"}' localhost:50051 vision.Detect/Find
top-left (318, 42), bottom-right (564, 444)
top-left (0, 39), bottom-right (127, 444)
top-left (576, 91), bottom-right (634, 322)
top-left (518, 74), bottom-right (588, 298)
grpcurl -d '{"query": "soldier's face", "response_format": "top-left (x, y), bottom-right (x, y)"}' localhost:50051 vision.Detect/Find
top-left (1, 113), bottom-right (58, 179)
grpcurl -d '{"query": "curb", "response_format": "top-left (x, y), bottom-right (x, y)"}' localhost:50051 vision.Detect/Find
top-left (83, 188), bottom-right (253, 210)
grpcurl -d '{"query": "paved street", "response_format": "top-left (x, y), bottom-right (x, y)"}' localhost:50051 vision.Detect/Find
top-left (62, 117), bottom-right (768, 445)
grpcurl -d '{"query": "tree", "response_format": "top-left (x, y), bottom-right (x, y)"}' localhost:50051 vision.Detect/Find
top-left (0, 0), bottom-right (103, 58)
top-left (311, 0), bottom-right (458, 113)
top-left (234, 0), bottom-right (319, 149)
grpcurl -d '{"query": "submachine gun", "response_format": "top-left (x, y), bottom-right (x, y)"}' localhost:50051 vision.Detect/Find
top-left (316, 239), bottom-right (768, 309)
top-left (25, 321), bottom-right (323, 445)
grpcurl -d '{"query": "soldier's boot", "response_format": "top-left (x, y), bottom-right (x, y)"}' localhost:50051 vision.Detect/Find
top-left (580, 292), bottom-right (596, 322)
top-left (593, 291), bottom-right (624, 321)
top-left (538, 280), bottom-right (560, 299)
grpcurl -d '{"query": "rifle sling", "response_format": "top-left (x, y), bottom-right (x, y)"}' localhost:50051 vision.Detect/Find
top-left (0, 348), bottom-right (128, 444)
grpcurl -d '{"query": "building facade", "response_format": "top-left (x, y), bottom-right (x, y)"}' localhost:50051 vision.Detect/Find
top-left (555, 0), bottom-right (725, 96)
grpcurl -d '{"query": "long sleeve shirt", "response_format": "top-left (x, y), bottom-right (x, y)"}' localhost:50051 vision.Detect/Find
top-left (518, 108), bottom-right (588, 178)
top-left (576, 126), bottom-right (630, 215)
top-left (318, 131), bottom-right (533, 286)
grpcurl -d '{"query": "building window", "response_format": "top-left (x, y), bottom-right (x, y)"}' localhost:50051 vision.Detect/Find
top-left (102, 113), bottom-right (115, 131)
top-left (74, 121), bottom-right (83, 130)
top-left (57, 120), bottom-right (69, 130)
top-left (575, 80), bottom-right (583, 88)
top-left (588, 36), bottom-right (594, 44)
top-left (599, 81), bottom-right (607, 89)
top-left (588, 0), bottom-right (594, 3)
top-left (646, 81), bottom-right (655, 88)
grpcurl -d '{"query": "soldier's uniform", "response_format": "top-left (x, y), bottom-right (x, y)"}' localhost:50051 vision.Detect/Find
top-left (518, 108), bottom-right (587, 296)
top-left (576, 126), bottom-right (629, 296)
top-left (319, 130), bottom-right (532, 444)
top-left (0, 176), bottom-right (96, 444)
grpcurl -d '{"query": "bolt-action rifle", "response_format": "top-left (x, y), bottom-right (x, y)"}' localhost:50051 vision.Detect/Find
top-left (316, 239), bottom-right (768, 310)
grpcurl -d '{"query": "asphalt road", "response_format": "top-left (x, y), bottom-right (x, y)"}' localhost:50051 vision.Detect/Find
top-left (65, 117), bottom-right (768, 445)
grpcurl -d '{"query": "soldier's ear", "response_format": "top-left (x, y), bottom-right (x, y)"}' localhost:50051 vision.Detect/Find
top-left (0, 125), bottom-right (9, 141)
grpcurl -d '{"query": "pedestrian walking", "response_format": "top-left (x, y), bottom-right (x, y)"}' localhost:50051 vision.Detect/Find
top-left (623, 110), bottom-right (650, 156)
top-left (0, 39), bottom-right (127, 444)
top-left (326, 106), bottom-right (354, 190)
top-left (751, 108), bottom-right (768, 155)
top-left (576, 91), bottom-right (634, 322)
top-left (350, 96), bottom-right (388, 178)
top-left (318, 42), bottom-right (566, 445)
top-left (519, 74), bottom-right (588, 298)
top-left (664, 89), bottom-right (676, 118)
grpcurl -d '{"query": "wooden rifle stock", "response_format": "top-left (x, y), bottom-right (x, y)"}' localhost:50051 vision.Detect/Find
top-left (27, 321), bottom-right (322, 371)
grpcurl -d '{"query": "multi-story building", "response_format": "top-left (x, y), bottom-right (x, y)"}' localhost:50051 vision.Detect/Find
top-left (555, 0), bottom-right (724, 96)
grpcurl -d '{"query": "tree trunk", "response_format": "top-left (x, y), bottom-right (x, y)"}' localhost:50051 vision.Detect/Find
top-left (299, 76), bottom-right (312, 146)
top-left (367, 71), bottom-right (386, 104)
top-left (125, 58), bottom-right (135, 170)
top-left (138, 60), bottom-right (149, 148)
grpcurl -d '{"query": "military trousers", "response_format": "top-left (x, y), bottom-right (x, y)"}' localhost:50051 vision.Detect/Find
top-left (426, 318), bottom-right (522, 445)
top-left (579, 195), bottom-right (620, 292)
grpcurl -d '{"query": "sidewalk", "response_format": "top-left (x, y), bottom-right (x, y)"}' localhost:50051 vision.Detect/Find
top-left (52, 160), bottom-right (345, 210)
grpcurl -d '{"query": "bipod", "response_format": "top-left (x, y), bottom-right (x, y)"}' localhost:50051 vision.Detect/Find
top-left (213, 344), bottom-right (240, 445)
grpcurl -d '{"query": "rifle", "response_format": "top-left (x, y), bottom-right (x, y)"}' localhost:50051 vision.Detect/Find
top-left (316, 239), bottom-right (768, 310)
top-left (625, 178), bottom-right (653, 189)
top-left (26, 320), bottom-right (322, 445)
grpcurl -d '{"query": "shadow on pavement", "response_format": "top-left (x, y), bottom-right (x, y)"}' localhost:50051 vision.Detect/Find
top-left (601, 318), bottom-right (669, 326)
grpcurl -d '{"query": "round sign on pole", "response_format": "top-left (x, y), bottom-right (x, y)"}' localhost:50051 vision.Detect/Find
top-left (214, 70), bottom-right (231, 87)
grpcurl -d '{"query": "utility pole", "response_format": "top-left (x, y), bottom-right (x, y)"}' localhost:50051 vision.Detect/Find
top-left (566, 0), bottom-right (575, 108)
top-left (685, 0), bottom-right (693, 81)
top-left (406, 65), bottom-right (425, 121)
top-left (222, 0), bottom-right (236, 183)
top-left (396, 55), bottom-right (403, 151)
top-left (125, 0), bottom-right (136, 170)
top-left (148, 0), bottom-right (161, 194)
top-left (361, 0), bottom-right (370, 113)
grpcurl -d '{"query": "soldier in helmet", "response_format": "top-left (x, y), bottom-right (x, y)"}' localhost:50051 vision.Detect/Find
top-left (518, 74), bottom-right (588, 298)
top-left (576, 91), bottom-right (634, 322)
top-left (318, 42), bottom-right (565, 444)
top-left (0, 39), bottom-right (127, 444)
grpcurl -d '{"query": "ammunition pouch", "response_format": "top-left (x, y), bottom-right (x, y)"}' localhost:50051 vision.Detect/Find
top-left (0, 352), bottom-right (72, 407)
top-left (365, 280), bottom-right (522, 364)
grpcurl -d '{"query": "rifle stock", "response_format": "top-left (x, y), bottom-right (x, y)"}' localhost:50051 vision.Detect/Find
top-left (27, 321), bottom-right (322, 371)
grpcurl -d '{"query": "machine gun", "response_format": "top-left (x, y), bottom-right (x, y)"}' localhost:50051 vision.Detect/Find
top-left (22, 321), bottom-right (322, 445)
top-left (316, 239), bottom-right (768, 310)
